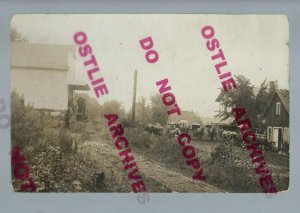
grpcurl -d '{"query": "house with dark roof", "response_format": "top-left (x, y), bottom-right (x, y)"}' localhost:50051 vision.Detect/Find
top-left (211, 116), bottom-right (237, 131)
top-left (167, 111), bottom-right (201, 127)
top-left (262, 90), bottom-right (289, 150)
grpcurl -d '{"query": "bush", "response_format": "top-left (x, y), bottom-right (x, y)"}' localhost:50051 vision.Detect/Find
top-left (11, 91), bottom-right (43, 147)
top-left (125, 127), bottom-right (185, 168)
top-left (208, 139), bottom-right (261, 192)
top-left (11, 91), bottom-right (106, 192)
top-left (211, 140), bottom-right (235, 166)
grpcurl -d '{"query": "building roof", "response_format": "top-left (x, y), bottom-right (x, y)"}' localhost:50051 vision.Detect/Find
top-left (212, 116), bottom-right (235, 126)
top-left (199, 117), bottom-right (214, 125)
top-left (262, 89), bottom-right (289, 116)
top-left (168, 111), bottom-right (200, 124)
top-left (68, 84), bottom-right (90, 91)
top-left (277, 90), bottom-right (289, 113)
top-left (11, 42), bottom-right (75, 71)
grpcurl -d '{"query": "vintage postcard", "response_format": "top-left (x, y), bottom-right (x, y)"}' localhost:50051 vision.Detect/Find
top-left (10, 14), bottom-right (289, 193)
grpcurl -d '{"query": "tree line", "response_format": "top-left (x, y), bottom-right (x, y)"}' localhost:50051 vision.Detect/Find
top-left (76, 93), bottom-right (171, 126)
top-left (216, 75), bottom-right (287, 133)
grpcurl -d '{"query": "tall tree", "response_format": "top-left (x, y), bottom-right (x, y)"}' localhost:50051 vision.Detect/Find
top-left (101, 100), bottom-right (126, 119)
top-left (216, 75), bottom-right (277, 132)
top-left (216, 75), bottom-right (255, 121)
top-left (149, 94), bottom-right (168, 126)
top-left (253, 79), bottom-right (269, 130)
top-left (135, 96), bottom-right (151, 124)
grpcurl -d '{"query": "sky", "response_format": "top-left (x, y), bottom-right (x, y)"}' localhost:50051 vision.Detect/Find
top-left (11, 14), bottom-right (289, 117)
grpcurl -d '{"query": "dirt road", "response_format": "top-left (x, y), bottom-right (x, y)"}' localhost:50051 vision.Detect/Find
top-left (79, 134), bottom-right (223, 193)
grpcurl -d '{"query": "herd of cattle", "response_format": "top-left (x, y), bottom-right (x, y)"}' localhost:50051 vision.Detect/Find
top-left (143, 123), bottom-right (239, 141)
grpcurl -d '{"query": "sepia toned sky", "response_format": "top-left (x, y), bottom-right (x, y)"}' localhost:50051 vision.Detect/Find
top-left (11, 14), bottom-right (289, 117)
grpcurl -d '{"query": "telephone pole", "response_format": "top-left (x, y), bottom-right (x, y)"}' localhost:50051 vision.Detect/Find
top-left (131, 70), bottom-right (137, 126)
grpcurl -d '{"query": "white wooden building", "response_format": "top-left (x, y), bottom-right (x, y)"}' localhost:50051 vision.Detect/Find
top-left (11, 42), bottom-right (86, 111)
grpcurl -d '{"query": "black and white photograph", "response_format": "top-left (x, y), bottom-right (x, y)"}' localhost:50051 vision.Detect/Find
top-left (10, 14), bottom-right (289, 193)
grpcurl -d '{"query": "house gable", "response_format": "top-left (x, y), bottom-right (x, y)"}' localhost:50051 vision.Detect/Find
top-left (262, 90), bottom-right (289, 127)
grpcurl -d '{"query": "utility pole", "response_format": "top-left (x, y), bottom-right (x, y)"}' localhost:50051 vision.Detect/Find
top-left (131, 70), bottom-right (137, 126)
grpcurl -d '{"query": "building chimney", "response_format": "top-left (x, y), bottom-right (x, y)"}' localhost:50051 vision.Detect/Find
top-left (269, 81), bottom-right (276, 94)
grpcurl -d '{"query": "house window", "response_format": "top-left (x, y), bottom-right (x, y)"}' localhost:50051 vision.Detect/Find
top-left (276, 102), bottom-right (281, 115)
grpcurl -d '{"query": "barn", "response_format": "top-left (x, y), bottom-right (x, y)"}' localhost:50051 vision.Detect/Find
top-left (262, 90), bottom-right (289, 151)
top-left (11, 42), bottom-right (89, 112)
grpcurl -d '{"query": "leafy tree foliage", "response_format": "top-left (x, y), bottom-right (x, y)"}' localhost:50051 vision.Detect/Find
top-left (11, 90), bottom-right (41, 146)
top-left (149, 94), bottom-right (168, 126)
top-left (135, 96), bottom-right (151, 124)
top-left (101, 100), bottom-right (126, 119)
top-left (216, 75), bottom-right (279, 132)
